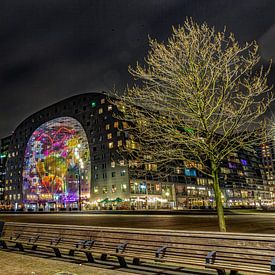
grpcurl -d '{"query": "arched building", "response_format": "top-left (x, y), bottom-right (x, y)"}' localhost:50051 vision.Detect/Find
top-left (4, 93), bottom-right (129, 210)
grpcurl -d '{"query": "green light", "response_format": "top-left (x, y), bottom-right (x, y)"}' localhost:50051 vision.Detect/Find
top-left (177, 126), bottom-right (194, 133)
top-left (91, 101), bottom-right (96, 107)
top-left (185, 128), bottom-right (194, 133)
top-left (0, 154), bottom-right (6, 158)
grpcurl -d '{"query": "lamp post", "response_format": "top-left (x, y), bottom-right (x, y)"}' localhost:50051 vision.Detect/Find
top-left (78, 166), bottom-right (81, 211)
top-left (75, 144), bottom-right (83, 212)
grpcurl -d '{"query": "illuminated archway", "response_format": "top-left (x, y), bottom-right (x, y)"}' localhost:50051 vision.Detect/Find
top-left (22, 117), bottom-right (91, 206)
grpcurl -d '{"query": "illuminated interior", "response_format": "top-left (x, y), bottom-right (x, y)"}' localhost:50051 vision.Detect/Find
top-left (22, 117), bottom-right (91, 207)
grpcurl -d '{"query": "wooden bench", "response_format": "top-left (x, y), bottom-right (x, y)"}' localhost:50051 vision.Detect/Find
top-left (1, 221), bottom-right (275, 274)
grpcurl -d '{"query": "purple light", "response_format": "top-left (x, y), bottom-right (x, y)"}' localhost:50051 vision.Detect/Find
top-left (228, 162), bottom-right (236, 169)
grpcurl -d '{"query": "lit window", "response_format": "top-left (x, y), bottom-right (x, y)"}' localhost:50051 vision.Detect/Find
top-left (112, 185), bottom-right (117, 193)
top-left (94, 187), bottom-right (99, 194)
top-left (119, 159), bottom-right (125, 166)
top-left (102, 187), bottom-right (108, 194)
top-left (105, 124), bottom-right (110, 130)
top-left (184, 168), bottom-right (197, 177)
top-left (126, 140), bottom-right (137, 149)
top-left (121, 170), bottom-right (126, 176)
top-left (109, 142), bottom-right (114, 149)
top-left (114, 121), bottom-right (119, 128)
top-left (108, 105), bottom-right (112, 111)
top-left (122, 184), bottom-right (127, 192)
top-left (99, 108), bottom-right (103, 114)
top-left (101, 98), bottom-right (105, 104)
top-left (111, 161), bottom-right (115, 168)
top-left (107, 133), bottom-right (112, 139)
top-left (118, 140), bottom-right (122, 147)
top-left (118, 104), bottom-right (125, 112)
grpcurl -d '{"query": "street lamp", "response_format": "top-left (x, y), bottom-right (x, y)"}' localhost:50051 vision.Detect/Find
top-left (74, 145), bottom-right (84, 211)
top-left (78, 166), bottom-right (81, 211)
top-left (78, 159), bottom-right (84, 211)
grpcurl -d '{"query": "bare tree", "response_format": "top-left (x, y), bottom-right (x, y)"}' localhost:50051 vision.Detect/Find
top-left (113, 19), bottom-right (273, 232)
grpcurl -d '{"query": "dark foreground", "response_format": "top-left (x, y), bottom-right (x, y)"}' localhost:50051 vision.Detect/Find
top-left (1, 211), bottom-right (275, 233)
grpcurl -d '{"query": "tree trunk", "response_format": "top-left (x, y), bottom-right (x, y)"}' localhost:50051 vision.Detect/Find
top-left (211, 162), bottom-right (226, 232)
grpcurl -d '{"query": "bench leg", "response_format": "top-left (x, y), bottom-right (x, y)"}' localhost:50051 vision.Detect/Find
top-left (85, 251), bottom-right (94, 263)
top-left (101, 253), bottom-right (107, 260)
top-left (0, 240), bottom-right (7, 249)
top-left (15, 243), bottom-right (24, 251)
top-left (117, 256), bottom-right (127, 267)
top-left (230, 271), bottom-right (238, 275)
top-left (217, 269), bottom-right (226, 275)
top-left (52, 247), bottom-right (61, 257)
top-left (68, 249), bottom-right (75, 256)
top-left (133, 258), bottom-right (140, 265)
top-left (31, 245), bottom-right (37, 251)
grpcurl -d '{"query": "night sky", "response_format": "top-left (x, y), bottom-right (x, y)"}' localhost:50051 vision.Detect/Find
top-left (0, 0), bottom-right (275, 137)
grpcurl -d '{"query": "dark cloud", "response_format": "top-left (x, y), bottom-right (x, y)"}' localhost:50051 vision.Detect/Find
top-left (0, 0), bottom-right (275, 137)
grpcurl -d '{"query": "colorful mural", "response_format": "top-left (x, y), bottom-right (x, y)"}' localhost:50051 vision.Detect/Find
top-left (23, 117), bottom-right (91, 204)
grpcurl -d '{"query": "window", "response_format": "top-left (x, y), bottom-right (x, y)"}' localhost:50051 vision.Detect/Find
top-left (109, 142), bottom-right (114, 149)
top-left (98, 108), bottom-right (103, 114)
top-left (105, 124), bottom-right (110, 130)
top-left (121, 184), bottom-right (127, 192)
top-left (94, 174), bottom-right (99, 180)
top-left (126, 140), bottom-right (136, 149)
top-left (108, 105), bottom-right (112, 111)
top-left (94, 187), bottom-right (99, 194)
top-left (107, 133), bottom-right (112, 139)
top-left (114, 121), bottom-right (119, 128)
top-left (111, 161), bottom-right (115, 168)
top-left (102, 187), bottom-right (108, 194)
top-left (145, 164), bottom-right (157, 171)
top-left (184, 168), bottom-right (196, 177)
top-left (112, 172), bottom-right (116, 177)
top-left (118, 140), bottom-right (122, 147)
top-left (121, 170), bottom-right (126, 176)
top-left (175, 167), bottom-right (181, 174)
top-left (112, 185), bottom-right (117, 193)
top-left (228, 162), bottom-right (237, 169)
top-left (101, 98), bottom-right (105, 104)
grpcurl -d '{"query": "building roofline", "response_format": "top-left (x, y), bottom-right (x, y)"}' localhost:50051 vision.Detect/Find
top-left (11, 91), bottom-right (107, 134)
